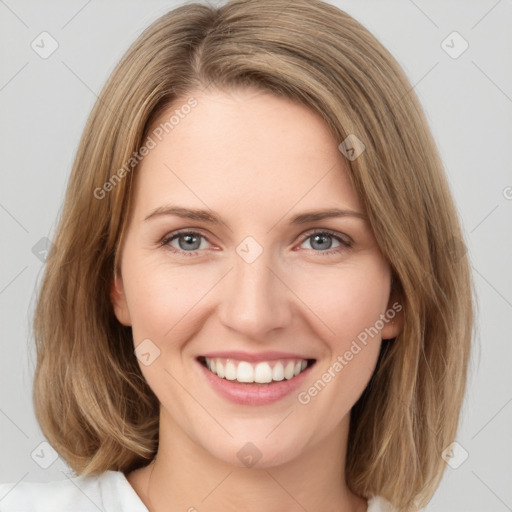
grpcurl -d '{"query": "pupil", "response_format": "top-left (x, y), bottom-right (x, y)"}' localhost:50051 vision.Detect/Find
top-left (312, 234), bottom-right (331, 250)
top-left (181, 234), bottom-right (199, 250)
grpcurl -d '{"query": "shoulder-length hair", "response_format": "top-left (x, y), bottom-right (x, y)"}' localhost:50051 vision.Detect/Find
top-left (33, 1), bottom-right (473, 510)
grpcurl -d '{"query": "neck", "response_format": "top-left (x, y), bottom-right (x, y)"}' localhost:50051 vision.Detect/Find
top-left (127, 409), bottom-right (367, 512)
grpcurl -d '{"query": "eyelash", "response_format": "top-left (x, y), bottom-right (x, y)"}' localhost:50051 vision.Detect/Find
top-left (159, 229), bottom-right (352, 258)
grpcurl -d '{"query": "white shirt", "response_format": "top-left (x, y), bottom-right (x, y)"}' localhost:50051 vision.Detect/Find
top-left (0, 470), bottom-right (397, 511)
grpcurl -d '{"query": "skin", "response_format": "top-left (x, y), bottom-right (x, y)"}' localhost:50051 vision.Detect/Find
top-left (111, 87), bottom-right (403, 512)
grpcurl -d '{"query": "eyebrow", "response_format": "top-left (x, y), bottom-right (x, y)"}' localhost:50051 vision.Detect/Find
top-left (144, 206), bottom-right (366, 225)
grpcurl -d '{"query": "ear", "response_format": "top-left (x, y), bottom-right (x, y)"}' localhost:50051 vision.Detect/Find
top-left (110, 271), bottom-right (132, 326)
top-left (380, 289), bottom-right (404, 340)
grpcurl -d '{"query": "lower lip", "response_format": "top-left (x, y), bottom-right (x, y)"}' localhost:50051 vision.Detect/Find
top-left (197, 359), bottom-right (314, 406)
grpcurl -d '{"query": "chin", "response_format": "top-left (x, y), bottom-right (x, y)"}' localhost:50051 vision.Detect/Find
top-left (202, 432), bottom-right (306, 470)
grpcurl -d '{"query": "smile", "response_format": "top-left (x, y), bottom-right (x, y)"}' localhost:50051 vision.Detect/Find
top-left (198, 356), bottom-right (315, 384)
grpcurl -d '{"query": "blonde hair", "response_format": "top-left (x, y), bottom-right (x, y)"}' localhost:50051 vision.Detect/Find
top-left (33, 1), bottom-right (473, 510)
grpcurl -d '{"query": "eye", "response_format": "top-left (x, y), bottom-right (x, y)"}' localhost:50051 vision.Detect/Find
top-left (161, 230), bottom-right (212, 257)
top-left (160, 228), bottom-right (352, 258)
top-left (298, 229), bottom-right (352, 256)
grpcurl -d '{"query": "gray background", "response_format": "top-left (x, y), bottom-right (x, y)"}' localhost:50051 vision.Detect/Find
top-left (1, 1), bottom-right (511, 511)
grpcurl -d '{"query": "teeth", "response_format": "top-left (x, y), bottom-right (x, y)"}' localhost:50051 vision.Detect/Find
top-left (272, 362), bottom-right (284, 381)
top-left (284, 361), bottom-right (295, 379)
top-left (237, 361), bottom-right (255, 383)
top-left (254, 362), bottom-right (272, 383)
top-left (203, 357), bottom-right (310, 384)
top-left (216, 360), bottom-right (225, 378)
top-left (225, 361), bottom-right (237, 380)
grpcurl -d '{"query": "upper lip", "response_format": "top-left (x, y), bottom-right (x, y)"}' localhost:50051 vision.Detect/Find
top-left (199, 351), bottom-right (315, 362)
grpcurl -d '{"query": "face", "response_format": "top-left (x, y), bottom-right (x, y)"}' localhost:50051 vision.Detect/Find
top-left (111, 87), bottom-right (401, 468)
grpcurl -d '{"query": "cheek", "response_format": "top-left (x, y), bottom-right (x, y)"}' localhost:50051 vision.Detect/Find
top-left (290, 258), bottom-right (391, 348)
top-left (123, 257), bottom-right (215, 343)
top-left (121, 257), bottom-right (214, 395)
top-left (292, 260), bottom-right (390, 419)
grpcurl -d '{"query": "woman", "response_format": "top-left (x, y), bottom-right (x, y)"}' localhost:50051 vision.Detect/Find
top-left (0, 1), bottom-right (473, 511)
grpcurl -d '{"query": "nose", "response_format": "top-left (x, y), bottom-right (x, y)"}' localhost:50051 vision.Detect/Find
top-left (217, 245), bottom-right (293, 340)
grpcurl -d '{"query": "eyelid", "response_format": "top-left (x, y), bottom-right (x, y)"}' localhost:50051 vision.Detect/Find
top-left (299, 228), bottom-right (353, 247)
top-left (159, 228), bottom-right (217, 254)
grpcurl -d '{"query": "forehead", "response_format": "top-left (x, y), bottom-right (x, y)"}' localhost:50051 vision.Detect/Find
top-left (133, 88), bottom-right (362, 218)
